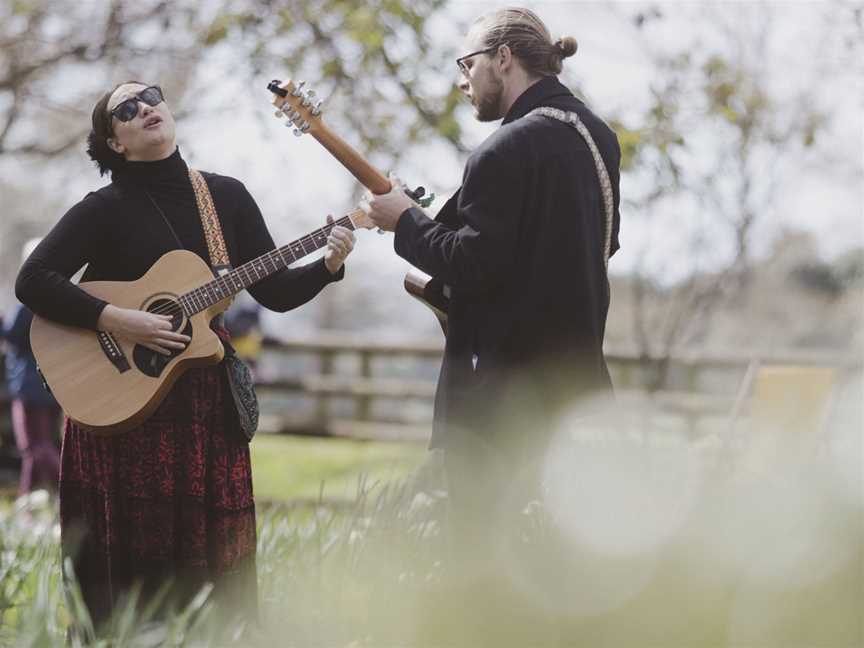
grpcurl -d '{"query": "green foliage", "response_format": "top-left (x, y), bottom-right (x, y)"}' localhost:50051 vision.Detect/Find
top-left (1, 419), bottom-right (862, 647)
top-left (617, 36), bottom-right (825, 196)
top-left (608, 120), bottom-right (643, 172)
top-left (208, 0), bottom-right (465, 159)
top-left (10, 0), bottom-right (35, 16)
top-left (0, 0), bottom-right (464, 166)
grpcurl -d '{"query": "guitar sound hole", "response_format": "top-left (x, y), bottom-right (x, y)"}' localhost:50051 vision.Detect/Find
top-left (132, 299), bottom-right (193, 378)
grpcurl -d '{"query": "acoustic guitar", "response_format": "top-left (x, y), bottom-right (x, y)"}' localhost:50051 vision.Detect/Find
top-left (30, 210), bottom-right (376, 434)
top-left (266, 78), bottom-right (450, 333)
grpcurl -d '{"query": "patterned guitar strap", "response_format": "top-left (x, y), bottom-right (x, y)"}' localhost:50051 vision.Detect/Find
top-left (189, 168), bottom-right (260, 438)
top-left (188, 169), bottom-right (230, 270)
top-left (526, 107), bottom-right (615, 270)
top-left (188, 168), bottom-right (233, 331)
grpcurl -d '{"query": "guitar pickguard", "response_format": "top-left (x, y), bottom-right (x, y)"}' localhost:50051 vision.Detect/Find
top-left (132, 297), bottom-right (193, 378)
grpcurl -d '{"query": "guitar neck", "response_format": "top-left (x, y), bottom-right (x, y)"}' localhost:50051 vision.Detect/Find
top-left (178, 212), bottom-right (358, 315)
top-left (312, 124), bottom-right (392, 195)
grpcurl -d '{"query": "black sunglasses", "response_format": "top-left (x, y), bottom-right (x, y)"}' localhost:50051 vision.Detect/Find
top-left (456, 45), bottom-right (502, 75)
top-left (109, 86), bottom-right (164, 123)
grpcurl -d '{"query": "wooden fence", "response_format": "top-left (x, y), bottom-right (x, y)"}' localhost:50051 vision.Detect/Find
top-left (0, 339), bottom-right (853, 448)
top-left (252, 335), bottom-right (854, 442)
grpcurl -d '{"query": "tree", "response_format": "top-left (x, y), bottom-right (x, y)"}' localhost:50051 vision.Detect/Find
top-left (198, 0), bottom-right (467, 159)
top-left (0, 0), bottom-right (466, 314)
top-left (608, 3), bottom-right (851, 389)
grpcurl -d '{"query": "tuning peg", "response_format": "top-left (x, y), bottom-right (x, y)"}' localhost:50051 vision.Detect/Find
top-left (293, 128), bottom-right (303, 137)
top-left (311, 99), bottom-right (323, 116)
top-left (291, 80), bottom-right (306, 96)
top-left (284, 120), bottom-right (294, 128)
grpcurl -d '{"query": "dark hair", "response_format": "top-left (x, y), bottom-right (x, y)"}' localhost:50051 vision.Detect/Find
top-left (86, 80), bottom-right (148, 177)
top-left (475, 7), bottom-right (578, 78)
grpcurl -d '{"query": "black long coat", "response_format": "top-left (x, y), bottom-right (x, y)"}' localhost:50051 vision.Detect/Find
top-left (395, 77), bottom-right (621, 448)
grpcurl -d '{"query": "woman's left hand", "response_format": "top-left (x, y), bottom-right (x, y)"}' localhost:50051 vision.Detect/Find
top-left (324, 215), bottom-right (356, 274)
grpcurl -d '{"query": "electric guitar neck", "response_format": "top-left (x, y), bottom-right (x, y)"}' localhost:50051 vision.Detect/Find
top-left (266, 78), bottom-right (448, 333)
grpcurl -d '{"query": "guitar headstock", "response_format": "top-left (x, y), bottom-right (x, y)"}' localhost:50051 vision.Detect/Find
top-left (267, 79), bottom-right (324, 137)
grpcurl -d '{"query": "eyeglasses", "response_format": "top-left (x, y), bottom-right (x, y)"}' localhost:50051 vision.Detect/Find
top-left (456, 45), bottom-right (502, 76)
top-left (109, 86), bottom-right (164, 123)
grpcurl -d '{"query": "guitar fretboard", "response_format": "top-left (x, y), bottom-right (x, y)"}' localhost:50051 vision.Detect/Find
top-left (178, 213), bottom-right (357, 315)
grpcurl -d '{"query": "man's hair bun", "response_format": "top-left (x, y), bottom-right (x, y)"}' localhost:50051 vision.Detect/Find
top-left (555, 36), bottom-right (578, 58)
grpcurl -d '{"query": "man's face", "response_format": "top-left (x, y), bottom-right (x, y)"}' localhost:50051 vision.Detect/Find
top-left (457, 28), bottom-right (505, 122)
top-left (106, 82), bottom-right (176, 160)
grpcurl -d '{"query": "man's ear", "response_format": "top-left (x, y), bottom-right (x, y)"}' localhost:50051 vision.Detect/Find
top-left (107, 137), bottom-right (124, 155)
top-left (498, 44), bottom-right (514, 72)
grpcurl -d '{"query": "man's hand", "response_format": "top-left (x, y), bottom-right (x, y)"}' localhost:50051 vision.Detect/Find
top-left (324, 215), bottom-right (356, 274)
top-left (359, 173), bottom-right (415, 232)
top-left (97, 305), bottom-right (191, 356)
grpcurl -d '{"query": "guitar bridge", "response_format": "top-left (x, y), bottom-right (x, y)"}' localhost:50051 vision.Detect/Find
top-left (97, 330), bottom-right (131, 373)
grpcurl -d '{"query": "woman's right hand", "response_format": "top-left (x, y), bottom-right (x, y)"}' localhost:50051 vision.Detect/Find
top-left (97, 305), bottom-right (191, 356)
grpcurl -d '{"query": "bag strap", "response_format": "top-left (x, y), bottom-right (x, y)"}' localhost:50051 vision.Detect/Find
top-left (526, 106), bottom-right (614, 269)
top-left (188, 168), bottom-right (231, 270)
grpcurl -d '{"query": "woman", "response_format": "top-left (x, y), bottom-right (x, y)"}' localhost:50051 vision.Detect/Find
top-left (15, 81), bottom-right (355, 631)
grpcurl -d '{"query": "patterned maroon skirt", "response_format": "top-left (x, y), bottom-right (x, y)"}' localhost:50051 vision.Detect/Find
top-left (59, 365), bottom-right (257, 628)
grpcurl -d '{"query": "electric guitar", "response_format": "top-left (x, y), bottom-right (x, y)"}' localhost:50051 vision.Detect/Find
top-left (266, 78), bottom-right (450, 333)
top-left (30, 212), bottom-right (375, 434)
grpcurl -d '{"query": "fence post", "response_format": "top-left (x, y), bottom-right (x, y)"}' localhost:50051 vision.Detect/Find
top-left (317, 349), bottom-right (334, 428)
top-left (356, 350), bottom-right (372, 421)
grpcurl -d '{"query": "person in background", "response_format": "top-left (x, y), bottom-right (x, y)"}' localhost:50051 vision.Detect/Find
top-left (1, 238), bottom-right (61, 497)
top-left (224, 295), bottom-right (263, 377)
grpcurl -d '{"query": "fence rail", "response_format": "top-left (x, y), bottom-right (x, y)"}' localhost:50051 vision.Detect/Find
top-left (0, 339), bottom-right (854, 446)
top-left (253, 335), bottom-right (854, 441)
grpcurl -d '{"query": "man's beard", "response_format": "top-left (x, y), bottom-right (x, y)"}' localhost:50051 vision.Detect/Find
top-left (474, 74), bottom-right (504, 122)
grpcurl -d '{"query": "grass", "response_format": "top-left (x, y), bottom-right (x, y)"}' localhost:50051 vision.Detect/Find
top-left (249, 433), bottom-right (426, 502)
top-left (0, 413), bottom-right (861, 647)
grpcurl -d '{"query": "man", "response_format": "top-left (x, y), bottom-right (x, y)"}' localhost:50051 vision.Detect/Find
top-left (361, 8), bottom-right (621, 551)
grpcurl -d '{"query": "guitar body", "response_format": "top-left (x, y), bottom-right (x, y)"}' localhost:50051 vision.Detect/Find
top-left (30, 250), bottom-right (230, 434)
top-left (403, 269), bottom-right (449, 335)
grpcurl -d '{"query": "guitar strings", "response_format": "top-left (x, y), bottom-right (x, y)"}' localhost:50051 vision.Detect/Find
top-left (144, 213), bottom-right (357, 319)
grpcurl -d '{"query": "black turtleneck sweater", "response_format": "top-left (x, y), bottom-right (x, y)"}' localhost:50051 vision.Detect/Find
top-left (16, 148), bottom-right (342, 330)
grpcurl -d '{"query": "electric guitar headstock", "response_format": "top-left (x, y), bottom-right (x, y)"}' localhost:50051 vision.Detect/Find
top-left (267, 79), bottom-right (324, 137)
top-left (266, 77), bottom-right (434, 233)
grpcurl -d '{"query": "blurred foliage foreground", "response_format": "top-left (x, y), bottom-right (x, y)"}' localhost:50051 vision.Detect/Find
top-left (0, 384), bottom-right (861, 648)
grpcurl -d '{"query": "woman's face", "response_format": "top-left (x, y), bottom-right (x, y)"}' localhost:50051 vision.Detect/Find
top-left (106, 82), bottom-right (177, 161)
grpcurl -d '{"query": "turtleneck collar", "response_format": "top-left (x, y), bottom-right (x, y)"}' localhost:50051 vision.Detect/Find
top-left (111, 147), bottom-right (188, 188)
